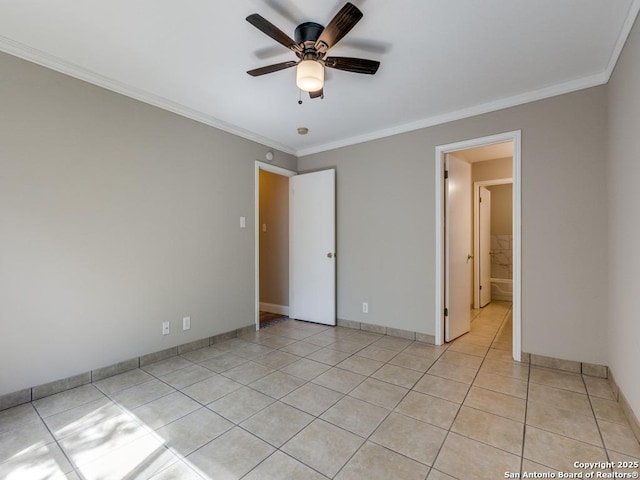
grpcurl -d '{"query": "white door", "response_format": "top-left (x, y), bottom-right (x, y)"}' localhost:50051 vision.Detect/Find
top-left (479, 186), bottom-right (492, 307)
top-left (290, 169), bottom-right (336, 325)
top-left (445, 154), bottom-right (472, 341)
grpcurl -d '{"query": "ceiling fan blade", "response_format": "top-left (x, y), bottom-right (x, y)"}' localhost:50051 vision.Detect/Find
top-left (315, 3), bottom-right (363, 52)
top-left (247, 61), bottom-right (297, 77)
top-left (325, 56), bottom-right (380, 75)
top-left (309, 88), bottom-right (324, 99)
top-left (246, 14), bottom-right (297, 51)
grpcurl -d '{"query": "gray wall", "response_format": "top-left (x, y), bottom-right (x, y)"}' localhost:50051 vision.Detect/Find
top-left (3, 19), bottom-right (637, 418)
top-left (299, 86), bottom-right (608, 365)
top-left (0, 52), bottom-right (296, 395)
top-left (607, 13), bottom-right (640, 420)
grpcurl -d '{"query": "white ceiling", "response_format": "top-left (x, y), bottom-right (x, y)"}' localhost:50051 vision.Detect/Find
top-left (1, 1), bottom-right (638, 156)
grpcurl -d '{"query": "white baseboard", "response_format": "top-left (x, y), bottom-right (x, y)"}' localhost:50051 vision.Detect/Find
top-left (259, 303), bottom-right (289, 316)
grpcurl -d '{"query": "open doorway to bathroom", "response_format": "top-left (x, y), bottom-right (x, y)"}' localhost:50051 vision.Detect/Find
top-left (472, 158), bottom-right (513, 309)
top-left (435, 131), bottom-right (521, 361)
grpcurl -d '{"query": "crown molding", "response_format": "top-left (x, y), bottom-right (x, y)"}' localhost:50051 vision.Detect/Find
top-left (3, 0), bottom-right (639, 160)
top-left (297, 0), bottom-right (640, 157)
top-left (296, 71), bottom-right (608, 157)
top-left (603, 0), bottom-right (640, 81)
top-left (0, 35), bottom-right (296, 156)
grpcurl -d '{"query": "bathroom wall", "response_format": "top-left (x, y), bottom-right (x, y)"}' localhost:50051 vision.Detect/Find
top-left (488, 183), bottom-right (513, 280)
top-left (471, 158), bottom-right (514, 299)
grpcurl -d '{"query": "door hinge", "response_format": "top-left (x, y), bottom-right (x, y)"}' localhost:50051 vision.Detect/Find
top-left (444, 308), bottom-right (448, 317)
top-left (480, 285), bottom-right (483, 290)
top-left (444, 170), bottom-right (449, 179)
top-left (480, 197), bottom-right (482, 203)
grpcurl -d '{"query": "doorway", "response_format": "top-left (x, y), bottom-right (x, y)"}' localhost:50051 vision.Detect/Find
top-left (254, 161), bottom-right (296, 330)
top-left (254, 162), bottom-right (337, 330)
top-left (435, 131), bottom-right (521, 361)
top-left (474, 178), bottom-right (513, 309)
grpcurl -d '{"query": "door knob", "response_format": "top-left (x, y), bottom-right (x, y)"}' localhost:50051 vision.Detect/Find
top-left (327, 252), bottom-right (334, 258)
top-left (467, 254), bottom-right (474, 263)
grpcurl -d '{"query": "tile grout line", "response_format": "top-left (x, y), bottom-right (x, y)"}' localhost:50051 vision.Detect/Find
top-left (23, 314), bottom-right (448, 477)
top-left (582, 373), bottom-right (614, 471)
top-left (91, 371), bottom-right (204, 479)
top-left (5, 309), bottom-right (498, 477)
top-left (31, 398), bottom-right (84, 480)
top-left (140, 322), bottom-right (389, 479)
top-left (8, 308), bottom-right (635, 480)
top-left (328, 345), bottom-right (449, 479)
top-left (520, 364), bottom-right (624, 474)
top-left (224, 324), bottom-right (389, 479)
top-left (234, 320), bottom-right (453, 478)
top-left (520, 346), bottom-right (532, 477)
top-left (423, 304), bottom-right (515, 478)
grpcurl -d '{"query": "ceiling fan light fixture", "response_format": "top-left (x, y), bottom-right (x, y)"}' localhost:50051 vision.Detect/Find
top-left (246, 3), bottom-right (379, 99)
top-left (296, 60), bottom-right (324, 92)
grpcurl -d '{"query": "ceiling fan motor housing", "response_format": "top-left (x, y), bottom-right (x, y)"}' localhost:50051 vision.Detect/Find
top-left (295, 22), bottom-right (324, 45)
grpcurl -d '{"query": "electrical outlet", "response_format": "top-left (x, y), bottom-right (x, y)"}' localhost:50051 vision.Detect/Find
top-left (162, 321), bottom-right (170, 335)
top-left (183, 316), bottom-right (191, 331)
top-left (362, 302), bottom-right (369, 313)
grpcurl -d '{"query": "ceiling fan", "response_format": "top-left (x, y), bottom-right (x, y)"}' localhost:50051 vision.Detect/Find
top-left (246, 2), bottom-right (380, 99)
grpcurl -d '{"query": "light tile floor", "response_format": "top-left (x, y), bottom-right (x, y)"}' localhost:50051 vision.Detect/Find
top-left (1, 302), bottom-right (639, 479)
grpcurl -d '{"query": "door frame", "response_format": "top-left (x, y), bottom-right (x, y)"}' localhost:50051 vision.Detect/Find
top-left (435, 130), bottom-right (522, 361)
top-left (254, 161), bottom-right (297, 331)
top-left (473, 178), bottom-right (512, 309)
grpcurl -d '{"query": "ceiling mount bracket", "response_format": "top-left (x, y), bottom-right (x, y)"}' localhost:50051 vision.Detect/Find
top-left (294, 22), bottom-right (324, 45)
